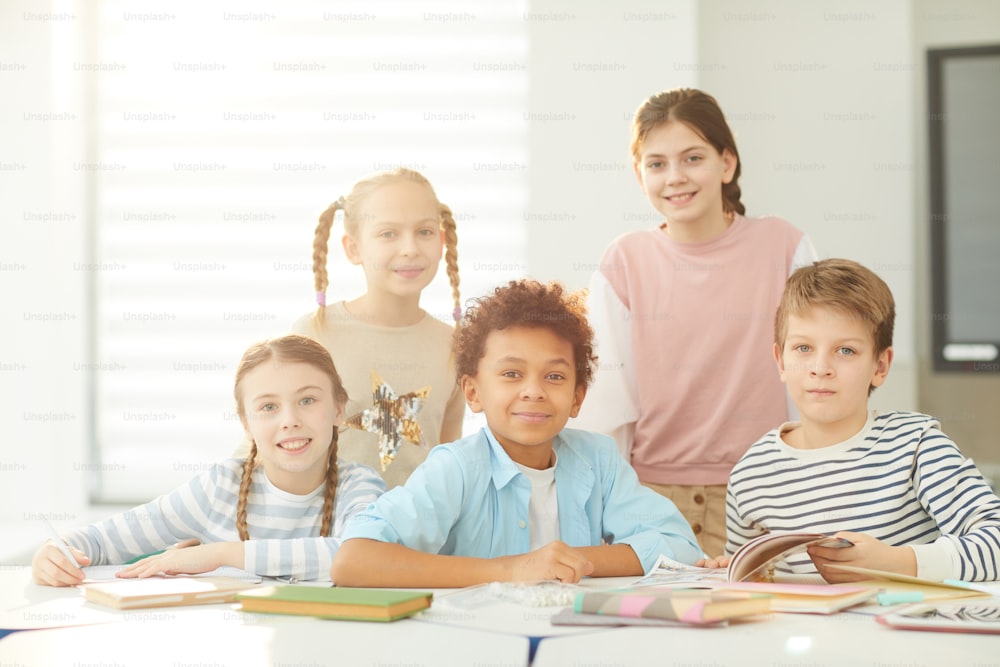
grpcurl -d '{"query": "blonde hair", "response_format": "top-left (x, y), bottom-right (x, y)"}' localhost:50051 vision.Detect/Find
top-left (232, 334), bottom-right (349, 540)
top-left (311, 168), bottom-right (461, 324)
top-left (630, 88), bottom-right (745, 216)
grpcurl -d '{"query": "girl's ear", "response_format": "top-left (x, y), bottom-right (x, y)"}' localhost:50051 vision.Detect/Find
top-left (721, 149), bottom-right (738, 185)
top-left (342, 234), bottom-right (363, 265)
top-left (632, 161), bottom-right (646, 192)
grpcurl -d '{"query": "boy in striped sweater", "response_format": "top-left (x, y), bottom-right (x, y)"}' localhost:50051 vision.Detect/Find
top-left (717, 258), bottom-right (1000, 582)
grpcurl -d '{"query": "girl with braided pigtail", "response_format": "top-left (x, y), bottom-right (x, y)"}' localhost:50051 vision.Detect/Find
top-left (33, 335), bottom-right (385, 587)
top-left (291, 168), bottom-right (465, 489)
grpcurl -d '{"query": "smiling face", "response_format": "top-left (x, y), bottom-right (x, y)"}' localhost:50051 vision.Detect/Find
top-left (634, 120), bottom-right (737, 240)
top-left (240, 360), bottom-right (344, 494)
top-left (775, 306), bottom-right (893, 448)
top-left (342, 179), bottom-right (444, 304)
top-left (461, 326), bottom-right (586, 469)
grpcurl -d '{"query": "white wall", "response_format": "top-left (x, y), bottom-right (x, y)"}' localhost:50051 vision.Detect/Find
top-left (695, 0), bottom-right (918, 413)
top-left (525, 0), bottom-right (922, 414)
top-left (1, 1), bottom-right (91, 539)
top-left (524, 0), bottom-right (699, 288)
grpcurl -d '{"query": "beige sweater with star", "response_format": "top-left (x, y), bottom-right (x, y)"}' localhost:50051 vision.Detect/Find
top-left (291, 301), bottom-right (466, 488)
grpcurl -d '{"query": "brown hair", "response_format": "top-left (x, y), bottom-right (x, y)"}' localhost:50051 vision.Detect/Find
top-left (454, 279), bottom-right (596, 390)
top-left (232, 334), bottom-right (349, 540)
top-left (630, 88), bottom-right (745, 216)
top-left (775, 259), bottom-right (895, 394)
top-left (311, 168), bottom-right (461, 324)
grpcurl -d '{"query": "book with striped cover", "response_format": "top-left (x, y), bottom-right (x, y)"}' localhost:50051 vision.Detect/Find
top-left (572, 589), bottom-right (771, 625)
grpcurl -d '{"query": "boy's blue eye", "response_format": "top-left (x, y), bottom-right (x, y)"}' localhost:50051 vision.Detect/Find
top-left (837, 347), bottom-right (856, 356)
top-left (261, 403), bottom-right (277, 412)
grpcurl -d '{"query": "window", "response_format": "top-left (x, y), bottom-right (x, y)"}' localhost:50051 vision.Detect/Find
top-left (927, 44), bottom-right (1000, 373)
top-left (91, 1), bottom-right (529, 501)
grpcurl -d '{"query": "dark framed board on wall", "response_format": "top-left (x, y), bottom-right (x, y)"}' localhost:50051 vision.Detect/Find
top-left (928, 44), bottom-right (1000, 373)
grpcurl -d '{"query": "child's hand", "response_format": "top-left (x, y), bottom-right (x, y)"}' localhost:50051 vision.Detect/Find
top-left (31, 542), bottom-right (90, 587)
top-left (695, 555), bottom-right (730, 569)
top-left (506, 541), bottom-right (595, 583)
top-left (807, 531), bottom-right (917, 582)
top-left (117, 540), bottom-right (233, 579)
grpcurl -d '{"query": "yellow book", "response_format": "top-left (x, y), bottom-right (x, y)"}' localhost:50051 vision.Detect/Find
top-left (824, 564), bottom-right (992, 603)
top-left (236, 585), bottom-right (433, 622)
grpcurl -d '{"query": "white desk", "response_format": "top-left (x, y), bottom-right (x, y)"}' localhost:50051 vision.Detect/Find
top-left (535, 607), bottom-right (1000, 667)
top-left (3, 568), bottom-right (998, 666)
top-left (0, 568), bottom-right (529, 666)
top-left (1, 615), bottom-right (529, 667)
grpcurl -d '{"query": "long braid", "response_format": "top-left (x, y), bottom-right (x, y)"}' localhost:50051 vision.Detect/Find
top-left (722, 178), bottom-right (746, 216)
top-left (440, 203), bottom-right (461, 325)
top-left (236, 442), bottom-right (258, 541)
top-left (319, 428), bottom-right (340, 537)
top-left (311, 200), bottom-right (343, 329)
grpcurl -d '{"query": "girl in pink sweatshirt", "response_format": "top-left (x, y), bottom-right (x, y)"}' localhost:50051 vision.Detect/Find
top-left (575, 88), bottom-right (815, 556)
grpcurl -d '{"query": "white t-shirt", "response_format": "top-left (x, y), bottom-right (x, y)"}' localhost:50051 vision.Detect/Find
top-left (515, 453), bottom-right (560, 550)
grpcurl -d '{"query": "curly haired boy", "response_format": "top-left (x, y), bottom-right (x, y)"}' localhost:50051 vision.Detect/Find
top-left (332, 279), bottom-right (701, 587)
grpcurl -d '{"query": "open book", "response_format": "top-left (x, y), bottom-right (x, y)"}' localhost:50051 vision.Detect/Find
top-left (631, 532), bottom-right (877, 614)
top-left (637, 531), bottom-right (851, 587)
top-left (727, 532), bottom-right (852, 582)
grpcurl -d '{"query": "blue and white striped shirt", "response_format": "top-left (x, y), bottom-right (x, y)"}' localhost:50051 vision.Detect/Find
top-left (726, 411), bottom-right (1000, 582)
top-left (65, 458), bottom-right (386, 581)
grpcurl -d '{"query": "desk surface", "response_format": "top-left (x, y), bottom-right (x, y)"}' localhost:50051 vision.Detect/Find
top-left (534, 608), bottom-right (1000, 667)
top-left (3, 568), bottom-right (998, 666)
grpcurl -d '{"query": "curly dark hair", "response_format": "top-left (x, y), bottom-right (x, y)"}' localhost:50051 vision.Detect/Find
top-left (453, 279), bottom-right (597, 389)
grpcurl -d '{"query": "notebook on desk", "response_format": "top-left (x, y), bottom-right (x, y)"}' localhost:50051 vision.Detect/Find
top-left (81, 565), bottom-right (262, 583)
top-left (82, 576), bottom-right (260, 610)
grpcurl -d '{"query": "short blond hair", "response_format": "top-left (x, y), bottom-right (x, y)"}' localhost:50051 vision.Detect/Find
top-left (775, 258), bottom-right (895, 356)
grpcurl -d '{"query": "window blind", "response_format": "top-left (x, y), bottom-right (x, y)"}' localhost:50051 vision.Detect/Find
top-left (91, 0), bottom-right (528, 502)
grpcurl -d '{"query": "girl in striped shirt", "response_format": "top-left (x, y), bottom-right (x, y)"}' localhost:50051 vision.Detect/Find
top-left (32, 334), bottom-right (385, 586)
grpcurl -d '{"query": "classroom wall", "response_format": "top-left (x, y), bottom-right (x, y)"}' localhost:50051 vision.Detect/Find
top-left (1, 0), bottom-right (91, 538)
top-left (913, 0), bottom-right (1000, 481)
top-left (694, 0), bottom-right (919, 415)
top-left (2, 0), bottom-right (998, 540)
top-left (526, 0), bottom-right (919, 412)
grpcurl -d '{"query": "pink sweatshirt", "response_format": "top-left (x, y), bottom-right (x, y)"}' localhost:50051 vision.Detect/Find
top-left (574, 215), bottom-right (814, 486)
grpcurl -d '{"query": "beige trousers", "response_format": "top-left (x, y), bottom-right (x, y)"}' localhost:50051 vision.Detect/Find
top-left (641, 482), bottom-right (728, 558)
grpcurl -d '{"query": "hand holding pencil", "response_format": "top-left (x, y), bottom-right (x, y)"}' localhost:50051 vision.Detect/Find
top-left (30, 520), bottom-right (91, 587)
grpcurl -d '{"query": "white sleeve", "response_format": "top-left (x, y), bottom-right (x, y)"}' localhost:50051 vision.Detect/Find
top-left (571, 271), bottom-right (639, 460)
top-left (789, 234), bottom-right (818, 275)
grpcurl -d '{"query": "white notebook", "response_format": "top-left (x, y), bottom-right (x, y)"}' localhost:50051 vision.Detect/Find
top-left (82, 564), bottom-right (262, 583)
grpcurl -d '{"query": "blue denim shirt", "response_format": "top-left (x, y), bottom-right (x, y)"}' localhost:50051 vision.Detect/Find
top-left (341, 427), bottom-right (703, 572)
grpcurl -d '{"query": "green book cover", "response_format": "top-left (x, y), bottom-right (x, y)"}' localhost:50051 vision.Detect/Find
top-left (236, 585), bottom-right (433, 622)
